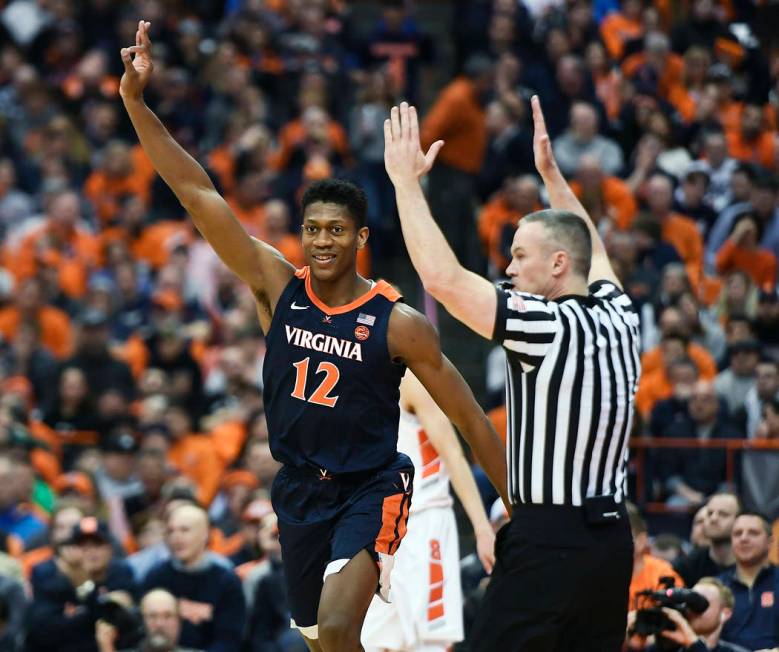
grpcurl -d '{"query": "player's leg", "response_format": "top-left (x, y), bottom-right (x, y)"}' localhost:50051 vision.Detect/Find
top-left (317, 549), bottom-right (379, 652)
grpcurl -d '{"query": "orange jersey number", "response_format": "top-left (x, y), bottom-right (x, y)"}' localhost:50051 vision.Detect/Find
top-left (291, 357), bottom-right (340, 408)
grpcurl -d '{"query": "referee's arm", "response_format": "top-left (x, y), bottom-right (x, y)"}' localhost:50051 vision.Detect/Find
top-left (530, 95), bottom-right (622, 289)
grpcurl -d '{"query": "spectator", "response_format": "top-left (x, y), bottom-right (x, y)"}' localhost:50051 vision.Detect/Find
top-left (142, 504), bottom-right (245, 652)
top-left (477, 96), bottom-right (534, 202)
top-left (714, 339), bottom-right (760, 416)
top-left (0, 455), bottom-right (47, 552)
top-left (628, 502), bottom-right (685, 611)
top-left (96, 588), bottom-right (198, 652)
top-left (0, 158), bottom-right (35, 237)
top-left (673, 164), bottom-right (718, 238)
top-left (552, 101), bottom-right (624, 177)
top-left (715, 213), bottom-right (777, 292)
top-left (243, 510), bottom-right (306, 652)
top-left (706, 173), bottom-right (779, 274)
top-left (697, 130), bottom-right (739, 213)
top-left (741, 360), bottom-right (779, 439)
top-left (674, 493), bottom-right (739, 587)
top-left (26, 517), bottom-right (136, 652)
top-left (600, 0), bottom-right (644, 61)
top-left (659, 381), bottom-right (742, 506)
top-left (643, 173), bottom-right (704, 287)
top-left (719, 512), bottom-right (779, 651)
top-left (637, 577), bottom-right (748, 652)
top-left (740, 398), bottom-right (779, 519)
top-left (726, 104), bottom-right (776, 172)
top-left (421, 53), bottom-right (493, 270)
top-left (0, 277), bottom-right (73, 359)
top-left (20, 502), bottom-right (84, 579)
top-left (65, 308), bottom-right (136, 403)
top-left (570, 155), bottom-right (638, 229)
top-left (95, 425), bottom-right (142, 501)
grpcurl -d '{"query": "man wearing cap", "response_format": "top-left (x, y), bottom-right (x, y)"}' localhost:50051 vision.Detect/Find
top-left (26, 516), bottom-right (136, 652)
top-left (715, 340), bottom-right (761, 415)
top-left (95, 424), bottom-right (143, 500)
top-left (674, 163), bottom-right (719, 238)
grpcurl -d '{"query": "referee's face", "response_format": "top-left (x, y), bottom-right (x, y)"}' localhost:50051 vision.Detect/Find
top-left (507, 221), bottom-right (557, 296)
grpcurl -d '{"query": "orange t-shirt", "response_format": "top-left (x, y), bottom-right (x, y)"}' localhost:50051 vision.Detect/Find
top-left (421, 78), bottom-right (487, 174)
top-left (726, 129), bottom-right (777, 170)
top-left (0, 306), bottom-right (72, 358)
top-left (571, 177), bottom-right (638, 230)
top-left (715, 239), bottom-right (776, 291)
top-left (168, 434), bottom-right (226, 507)
top-left (661, 213), bottom-right (703, 287)
top-left (83, 169), bottom-right (151, 225)
top-left (641, 342), bottom-right (717, 379)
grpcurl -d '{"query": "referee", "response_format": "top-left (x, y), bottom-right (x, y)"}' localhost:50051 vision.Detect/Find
top-left (384, 98), bottom-right (640, 650)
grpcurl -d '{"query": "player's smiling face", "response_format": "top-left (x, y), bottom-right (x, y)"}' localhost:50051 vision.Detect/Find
top-left (302, 201), bottom-right (368, 281)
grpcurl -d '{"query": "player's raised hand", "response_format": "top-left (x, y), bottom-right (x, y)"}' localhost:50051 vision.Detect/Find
top-left (120, 20), bottom-right (153, 100)
top-left (531, 95), bottom-right (559, 180)
top-left (475, 526), bottom-right (496, 574)
top-left (383, 101), bottom-right (444, 186)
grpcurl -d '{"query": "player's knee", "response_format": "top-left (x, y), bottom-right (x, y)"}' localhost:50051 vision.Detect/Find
top-left (317, 612), bottom-right (359, 651)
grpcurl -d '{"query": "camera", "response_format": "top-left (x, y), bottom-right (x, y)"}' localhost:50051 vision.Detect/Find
top-left (94, 594), bottom-right (144, 649)
top-left (632, 577), bottom-right (709, 650)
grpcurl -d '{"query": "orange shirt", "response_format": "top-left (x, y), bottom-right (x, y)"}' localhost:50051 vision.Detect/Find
top-left (83, 169), bottom-right (151, 225)
top-left (168, 434), bottom-right (226, 508)
top-left (570, 177), bottom-right (638, 230)
top-left (622, 52), bottom-right (684, 101)
top-left (600, 12), bottom-right (643, 60)
top-left (726, 129), bottom-right (777, 170)
top-left (421, 78), bottom-right (487, 174)
top-left (716, 239), bottom-right (776, 291)
top-left (0, 306), bottom-right (72, 358)
top-left (641, 342), bottom-right (717, 379)
top-left (269, 119), bottom-right (351, 172)
top-left (226, 197), bottom-right (266, 236)
top-left (8, 224), bottom-right (101, 298)
top-left (629, 554), bottom-right (685, 609)
top-left (661, 213), bottom-right (703, 287)
top-left (271, 234), bottom-right (305, 268)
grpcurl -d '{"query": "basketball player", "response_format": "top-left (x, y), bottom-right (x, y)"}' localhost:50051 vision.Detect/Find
top-left (119, 22), bottom-right (507, 652)
top-left (362, 371), bottom-right (495, 652)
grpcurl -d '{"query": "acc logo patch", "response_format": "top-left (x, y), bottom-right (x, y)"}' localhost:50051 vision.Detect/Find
top-left (354, 325), bottom-right (370, 341)
top-left (761, 591), bottom-right (774, 608)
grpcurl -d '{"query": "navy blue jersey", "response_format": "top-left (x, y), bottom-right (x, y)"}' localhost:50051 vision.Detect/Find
top-left (262, 267), bottom-right (405, 473)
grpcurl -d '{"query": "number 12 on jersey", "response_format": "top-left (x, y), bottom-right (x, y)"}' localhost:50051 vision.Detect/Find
top-left (290, 357), bottom-right (341, 408)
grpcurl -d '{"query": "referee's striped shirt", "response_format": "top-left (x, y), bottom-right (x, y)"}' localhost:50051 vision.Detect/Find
top-left (492, 280), bottom-right (641, 507)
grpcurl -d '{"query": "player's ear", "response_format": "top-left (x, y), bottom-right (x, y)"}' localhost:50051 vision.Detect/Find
top-left (357, 226), bottom-right (369, 249)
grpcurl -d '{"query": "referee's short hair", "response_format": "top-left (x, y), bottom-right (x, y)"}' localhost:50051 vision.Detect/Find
top-left (522, 209), bottom-right (592, 279)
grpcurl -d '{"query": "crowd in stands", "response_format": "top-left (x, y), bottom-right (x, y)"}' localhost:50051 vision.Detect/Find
top-left (0, 0), bottom-right (777, 649)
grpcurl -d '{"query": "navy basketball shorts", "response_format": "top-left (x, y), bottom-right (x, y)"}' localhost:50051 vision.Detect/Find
top-left (270, 452), bottom-right (414, 637)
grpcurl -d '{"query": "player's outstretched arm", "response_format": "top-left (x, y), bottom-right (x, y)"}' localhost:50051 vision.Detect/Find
top-left (400, 372), bottom-right (496, 572)
top-left (384, 102), bottom-right (497, 340)
top-left (389, 304), bottom-right (510, 514)
top-left (119, 21), bottom-right (293, 331)
top-left (530, 95), bottom-right (621, 288)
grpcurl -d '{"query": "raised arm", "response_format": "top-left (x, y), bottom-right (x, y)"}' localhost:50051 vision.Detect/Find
top-left (384, 102), bottom-right (498, 339)
top-left (400, 371), bottom-right (495, 572)
top-left (530, 95), bottom-right (621, 288)
top-left (119, 21), bottom-right (293, 331)
top-left (388, 304), bottom-right (510, 514)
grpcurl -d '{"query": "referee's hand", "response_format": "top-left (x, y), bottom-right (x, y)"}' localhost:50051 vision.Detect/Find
top-left (475, 527), bottom-right (496, 574)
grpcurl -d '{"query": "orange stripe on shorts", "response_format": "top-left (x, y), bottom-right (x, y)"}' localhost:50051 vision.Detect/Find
top-left (375, 492), bottom-right (410, 555)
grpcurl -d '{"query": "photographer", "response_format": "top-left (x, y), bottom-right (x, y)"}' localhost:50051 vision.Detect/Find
top-left (628, 578), bottom-right (748, 651)
top-left (26, 517), bottom-right (137, 652)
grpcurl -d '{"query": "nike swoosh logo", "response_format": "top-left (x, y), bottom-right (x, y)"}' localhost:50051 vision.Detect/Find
top-left (291, 302), bottom-right (309, 310)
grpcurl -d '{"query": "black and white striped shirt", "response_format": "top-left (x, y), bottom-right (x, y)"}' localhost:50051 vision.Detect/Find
top-left (492, 280), bottom-right (641, 507)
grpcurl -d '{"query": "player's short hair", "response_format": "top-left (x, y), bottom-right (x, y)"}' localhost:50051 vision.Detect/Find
top-left (301, 179), bottom-right (367, 228)
top-left (696, 577), bottom-right (734, 609)
top-left (522, 209), bottom-right (592, 278)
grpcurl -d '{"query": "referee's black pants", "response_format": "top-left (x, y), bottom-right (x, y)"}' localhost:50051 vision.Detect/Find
top-left (469, 502), bottom-right (634, 652)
